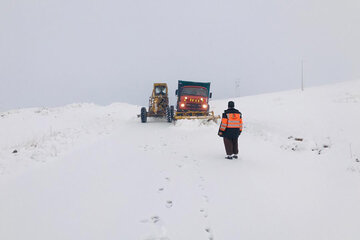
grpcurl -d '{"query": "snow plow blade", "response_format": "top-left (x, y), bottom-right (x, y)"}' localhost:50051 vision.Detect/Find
top-left (173, 111), bottom-right (220, 122)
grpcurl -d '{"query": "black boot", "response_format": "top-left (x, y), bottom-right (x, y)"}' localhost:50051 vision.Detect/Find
top-left (225, 155), bottom-right (233, 160)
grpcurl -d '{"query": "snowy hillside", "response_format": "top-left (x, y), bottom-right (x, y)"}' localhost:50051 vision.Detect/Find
top-left (1, 80), bottom-right (360, 240)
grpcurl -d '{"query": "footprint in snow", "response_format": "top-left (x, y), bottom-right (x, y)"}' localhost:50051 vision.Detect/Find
top-left (200, 208), bottom-right (208, 218)
top-left (165, 200), bottom-right (173, 208)
top-left (205, 227), bottom-right (214, 239)
top-left (141, 215), bottom-right (170, 240)
top-left (151, 216), bottom-right (160, 223)
top-left (139, 215), bottom-right (161, 224)
top-left (202, 195), bottom-right (209, 203)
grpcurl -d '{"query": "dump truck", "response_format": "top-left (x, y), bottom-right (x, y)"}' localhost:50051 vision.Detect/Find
top-left (138, 83), bottom-right (174, 123)
top-left (172, 80), bottom-right (219, 122)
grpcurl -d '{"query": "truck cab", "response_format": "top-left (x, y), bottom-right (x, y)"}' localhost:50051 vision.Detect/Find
top-left (175, 80), bottom-right (212, 113)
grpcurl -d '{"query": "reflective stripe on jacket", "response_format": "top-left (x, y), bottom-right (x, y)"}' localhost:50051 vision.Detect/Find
top-left (226, 113), bottom-right (243, 130)
top-left (219, 117), bottom-right (228, 131)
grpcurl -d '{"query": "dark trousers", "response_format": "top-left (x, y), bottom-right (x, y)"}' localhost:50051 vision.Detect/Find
top-left (223, 137), bottom-right (239, 155)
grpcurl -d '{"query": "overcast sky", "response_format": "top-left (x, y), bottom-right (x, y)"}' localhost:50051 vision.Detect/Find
top-left (1, 0), bottom-right (359, 111)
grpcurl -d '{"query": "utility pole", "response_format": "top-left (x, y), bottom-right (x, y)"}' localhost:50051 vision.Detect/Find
top-left (301, 60), bottom-right (304, 91)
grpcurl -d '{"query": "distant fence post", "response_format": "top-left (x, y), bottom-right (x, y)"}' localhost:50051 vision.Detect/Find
top-left (301, 60), bottom-right (304, 91)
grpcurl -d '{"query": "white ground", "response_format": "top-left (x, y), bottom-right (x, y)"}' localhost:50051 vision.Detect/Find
top-left (1, 80), bottom-right (360, 240)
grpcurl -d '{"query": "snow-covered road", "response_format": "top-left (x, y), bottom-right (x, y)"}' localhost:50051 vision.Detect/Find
top-left (1, 80), bottom-right (360, 239)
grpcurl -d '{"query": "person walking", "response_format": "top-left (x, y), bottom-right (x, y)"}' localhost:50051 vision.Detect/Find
top-left (218, 101), bottom-right (243, 159)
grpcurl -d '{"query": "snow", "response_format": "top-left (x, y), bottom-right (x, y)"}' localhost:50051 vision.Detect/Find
top-left (1, 80), bottom-right (360, 240)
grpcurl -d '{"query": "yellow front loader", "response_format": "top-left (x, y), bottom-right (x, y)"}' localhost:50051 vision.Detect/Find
top-left (138, 83), bottom-right (174, 123)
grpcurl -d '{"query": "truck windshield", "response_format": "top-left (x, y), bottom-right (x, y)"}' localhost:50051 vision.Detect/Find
top-left (181, 87), bottom-right (208, 97)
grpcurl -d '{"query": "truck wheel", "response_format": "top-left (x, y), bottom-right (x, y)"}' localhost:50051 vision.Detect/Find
top-left (166, 106), bottom-right (172, 123)
top-left (141, 107), bottom-right (147, 123)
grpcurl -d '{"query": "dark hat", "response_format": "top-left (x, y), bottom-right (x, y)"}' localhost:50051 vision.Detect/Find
top-left (228, 101), bottom-right (235, 108)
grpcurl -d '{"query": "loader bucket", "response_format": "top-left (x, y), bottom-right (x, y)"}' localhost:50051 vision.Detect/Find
top-left (173, 111), bottom-right (220, 123)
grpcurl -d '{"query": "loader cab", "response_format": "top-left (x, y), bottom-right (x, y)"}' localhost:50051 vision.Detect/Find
top-left (154, 85), bottom-right (167, 96)
top-left (153, 84), bottom-right (168, 97)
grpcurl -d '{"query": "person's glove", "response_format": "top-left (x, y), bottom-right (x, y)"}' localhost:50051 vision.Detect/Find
top-left (218, 131), bottom-right (224, 137)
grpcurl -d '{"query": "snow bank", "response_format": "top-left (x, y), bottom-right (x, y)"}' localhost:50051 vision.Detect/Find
top-left (213, 80), bottom-right (360, 162)
top-left (0, 102), bottom-right (138, 176)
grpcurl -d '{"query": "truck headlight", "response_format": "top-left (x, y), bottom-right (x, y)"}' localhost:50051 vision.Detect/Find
top-left (180, 103), bottom-right (185, 108)
top-left (202, 104), bottom-right (207, 109)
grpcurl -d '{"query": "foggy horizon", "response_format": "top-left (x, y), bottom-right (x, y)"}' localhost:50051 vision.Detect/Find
top-left (1, 0), bottom-right (359, 111)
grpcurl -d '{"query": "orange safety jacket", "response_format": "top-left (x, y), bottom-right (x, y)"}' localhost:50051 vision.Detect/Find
top-left (219, 113), bottom-right (243, 131)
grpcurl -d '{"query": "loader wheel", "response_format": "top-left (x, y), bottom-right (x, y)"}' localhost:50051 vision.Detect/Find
top-left (166, 106), bottom-right (173, 123)
top-left (170, 106), bottom-right (174, 119)
top-left (141, 107), bottom-right (147, 123)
